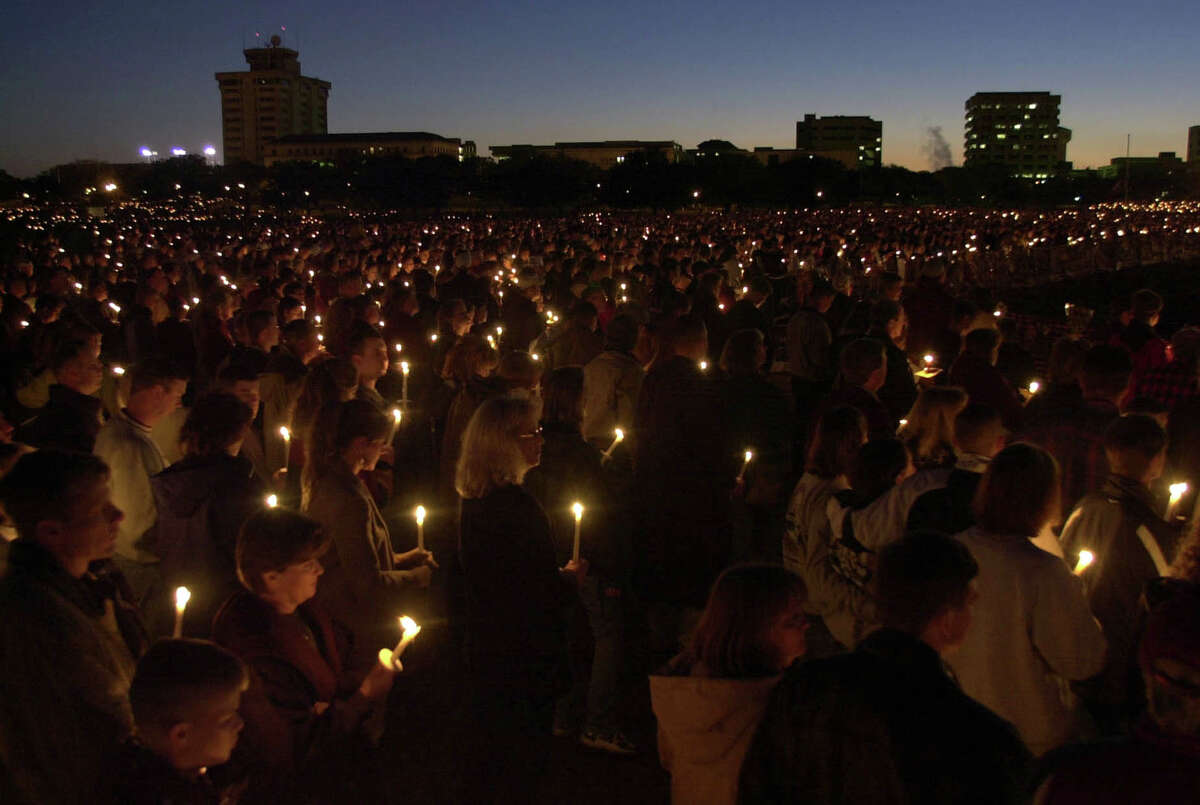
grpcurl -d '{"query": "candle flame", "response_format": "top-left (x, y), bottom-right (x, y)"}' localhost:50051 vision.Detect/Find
top-left (923, 354), bottom-right (935, 365)
top-left (572, 502), bottom-right (584, 521)
top-left (112, 366), bottom-right (125, 376)
top-left (392, 408), bottom-right (403, 424)
top-left (279, 426), bottom-right (291, 441)
top-left (266, 494), bottom-right (278, 508)
top-left (174, 586), bottom-right (191, 613)
top-left (1028, 381), bottom-right (1040, 394)
top-left (614, 427), bottom-right (624, 442)
top-left (415, 505), bottom-right (426, 525)
top-left (744, 450), bottom-right (754, 464)
top-left (401, 361), bottom-right (410, 375)
top-left (1074, 550), bottom-right (1094, 574)
top-left (399, 615), bottom-right (421, 638)
top-left (1170, 482), bottom-right (1189, 502)
top-left (699, 360), bottom-right (708, 371)
top-left (394, 343), bottom-right (403, 353)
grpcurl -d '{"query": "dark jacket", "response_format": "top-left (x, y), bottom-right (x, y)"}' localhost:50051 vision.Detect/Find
top-left (458, 485), bottom-right (571, 694)
top-left (1060, 475), bottom-right (1180, 733)
top-left (523, 420), bottom-right (627, 579)
top-left (816, 383), bottom-right (894, 443)
top-left (109, 740), bottom-right (229, 805)
top-left (721, 372), bottom-right (796, 501)
top-left (1022, 394), bottom-right (1119, 519)
top-left (0, 541), bottom-right (148, 805)
top-left (947, 352), bottom-right (1025, 432)
top-left (634, 355), bottom-right (734, 605)
top-left (870, 333), bottom-right (918, 426)
top-left (211, 591), bottom-right (377, 803)
top-left (903, 278), bottom-right (954, 357)
top-left (14, 382), bottom-right (104, 453)
top-left (150, 453), bottom-right (266, 637)
top-left (738, 628), bottom-right (1031, 804)
top-left (906, 467), bottom-right (984, 536)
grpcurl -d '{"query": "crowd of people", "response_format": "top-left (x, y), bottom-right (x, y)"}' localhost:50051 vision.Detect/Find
top-left (2, 198), bottom-right (1200, 803)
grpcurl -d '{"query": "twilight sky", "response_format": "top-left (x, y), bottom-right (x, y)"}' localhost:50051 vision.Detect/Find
top-left (2, 0), bottom-right (1198, 177)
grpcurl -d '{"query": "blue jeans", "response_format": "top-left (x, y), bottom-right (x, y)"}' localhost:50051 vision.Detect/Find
top-left (556, 575), bottom-right (625, 734)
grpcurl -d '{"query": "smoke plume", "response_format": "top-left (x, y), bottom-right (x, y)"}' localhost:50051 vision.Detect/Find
top-left (922, 126), bottom-right (953, 170)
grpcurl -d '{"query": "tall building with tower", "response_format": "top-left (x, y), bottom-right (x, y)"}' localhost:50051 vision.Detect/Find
top-left (794, 114), bottom-right (882, 168)
top-left (964, 92), bottom-right (1070, 178)
top-left (215, 36), bottom-right (330, 165)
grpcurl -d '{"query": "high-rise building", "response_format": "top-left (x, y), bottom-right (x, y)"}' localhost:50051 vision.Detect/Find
top-left (215, 36), bottom-right (330, 165)
top-left (794, 115), bottom-right (882, 168)
top-left (964, 92), bottom-right (1070, 178)
top-left (1188, 125), bottom-right (1200, 167)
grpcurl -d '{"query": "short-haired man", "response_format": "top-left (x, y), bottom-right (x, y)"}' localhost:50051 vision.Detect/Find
top-left (347, 322), bottom-right (389, 409)
top-left (0, 450), bottom-right (148, 804)
top-left (113, 639), bottom-right (248, 803)
top-left (261, 318), bottom-right (320, 473)
top-left (739, 530), bottom-right (1030, 803)
top-left (1130, 325), bottom-right (1200, 410)
top-left (1061, 413), bottom-right (1179, 735)
top-left (815, 337), bottom-right (892, 442)
top-left (216, 360), bottom-right (268, 483)
top-left (94, 358), bottom-right (188, 608)
top-left (15, 337), bottom-right (105, 453)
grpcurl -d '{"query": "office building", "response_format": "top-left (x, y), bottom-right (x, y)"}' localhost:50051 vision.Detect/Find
top-left (490, 141), bottom-right (683, 168)
top-left (1188, 125), bottom-right (1200, 167)
top-left (794, 115), bottom-right (882, 168)
top-left (215, 36), bottom-right (331, 165)
top-left (964, 92), bottom-right (1070, 178)
top-left (263, 132), bottom-right (466, 166)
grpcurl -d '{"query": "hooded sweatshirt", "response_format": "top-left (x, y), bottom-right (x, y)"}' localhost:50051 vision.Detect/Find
top-left (650, 660), bottom-right (781, 805)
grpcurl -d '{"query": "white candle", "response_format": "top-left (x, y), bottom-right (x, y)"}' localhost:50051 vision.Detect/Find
top-left (265, 494), bottom-right (278, 508)
top-left (388, 408), bottom-right (402, 442)
top-left (1073, 550), bottom-right (1094, 575)
top-left (378, 615), bottom-right (422, 670)
top-left (601, 427), bottom-right (625, 462)
top-left (1028, 380), bottom-right (1041, 394)
top-left (571, 502), bottom-right (584, 563)
top-left (415, 505), bottom-right (426, 551)
top-left (400, 362), bottom-right (410, 411)
top-left (173, 586), bottom-right (191, 638)
top-left (279, 426), bottom-right (291, 471)
top-left (1168, 482), bottom-right (1189, 520)
top-left (737, 450), bottom-right (754, 484)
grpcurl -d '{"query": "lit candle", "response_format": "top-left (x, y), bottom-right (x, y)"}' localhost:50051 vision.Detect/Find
top-left (601, 427), bottom-right (625, 462)
top-left (1168, 482), bottom-right (1189, 520)
top-left (430, 332), bottom-right (438, 343)
top-left (571, 502), bottom-right (584, 563)
top-left (400, 361), bottom-right (410, 411)
top-left (737, 450), bottom-right (754, 484)
top-left (279, 426), bottom-right (291, 471)
top-left (699, 360), bottom-right (708, 372)
top-left (923, 354), bottom-right (935, 368)
top-left (377, 615), bottom-right (422, 671)
top-left (415, 505), bottom-right (426, 551)
top-left (173, 586), bottom-right (191, 638)
top-left (388, 408), bottom-right (402, 441)
top-left (1073, 550), bottom-right (1094, 575)
top-left (1028, 380), bottom-right (1041, 394)
top-left (266, 494), bottom-right (278, 508)
top-left (112, 365), bottom-right (125, 376)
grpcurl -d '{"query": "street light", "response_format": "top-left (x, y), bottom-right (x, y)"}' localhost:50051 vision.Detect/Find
top-left (203, 145), bottom-right (216, 156)
top-left (171, 147), bottom-right (186, 156)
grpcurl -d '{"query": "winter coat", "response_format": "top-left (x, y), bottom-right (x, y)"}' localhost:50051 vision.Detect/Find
top-left (15, 382), bottom-right (104, 453)
top-left (905, 453), bottom-right (990, 535)
top-left (581, 349), bottom-right (644, 447)
top-left (260, 347), bottom-right (309, 473)
top-left (150, 453), bottom-right (266, 637)
top-left (650, 661), bottom-right (781, 805)
top-left (0, 541), bottom-right (148, 805)
top-left (869, 333), bottom-right (918, 427)
top-left (1060, 475), bottom-right (1180, 732)
top-left (95, 409), bottom-right (168, 563)
top-left (948, 527), bottom-right (1108, 755)
top-left (947, 352), bottom-right (1025, 432)
top-left (738, 628), bottom-right (1031, 805)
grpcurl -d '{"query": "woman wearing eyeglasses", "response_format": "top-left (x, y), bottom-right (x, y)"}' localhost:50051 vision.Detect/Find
top-left (455, 395), bottom-right (586, 803)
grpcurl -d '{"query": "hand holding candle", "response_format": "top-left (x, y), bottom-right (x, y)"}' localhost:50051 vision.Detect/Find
top-left (415, 505), bottom-right (426, 551)
top-left (173, 586), bottom-right (191, 638)
top-left (571, 502), bottom-right (584, 563)
top-left (601, 427), bottom-right (625, 462)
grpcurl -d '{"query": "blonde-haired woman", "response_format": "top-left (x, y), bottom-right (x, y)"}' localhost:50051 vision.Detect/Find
top-left (897, 386), bottom-right (968, 470)
top-left (456, 395), bottom-right (585, 804)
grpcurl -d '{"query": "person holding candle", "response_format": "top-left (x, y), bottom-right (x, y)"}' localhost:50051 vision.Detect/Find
top-left (524, 367), bottom-right (636, 753)
top-left (949, 443), bottom-right (1107, 756)
top-left (260, 319), bottom-right (321, 477)
top-left (866, 299), bottom-right (919, 428)
top-left (150, 392), bottom-right (266, 638)
top-left (212, 508), bottom-right (395, 803)
top-left (581, 313), bottom-right (644, 451)
top-left (896, 386), bottom-right (968, 471)
top-left (438, 333), bottom-right (502, 500)
top-left (302, 399), bottom-right (434, 664)
top-left (287, 357), bottom-right (358, 499)
top-left (0, 449), bottom-right (149, 804)
top-left (1061, 414), bottom-right (1181, 736)
top-left (456, 395), bottom-right (586, 802)
top-left (947, 327), bottom-right (1026, 433)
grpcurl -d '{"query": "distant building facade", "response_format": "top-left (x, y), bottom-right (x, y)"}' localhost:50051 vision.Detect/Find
top-left (794, 115), bottom-right (882, 168)
top-left (1189, 125), bottom-right (1200, 168)
top-left (1100, 152), bottom-right (1185, 180)
top-left (964, 92), bottom-right (1070, 178)
top-left (215, 37), bottom-right (330, 165)
top-left (752, 147), bottom-right (863, 171)
top-left (263, 132), bottom-right (466, 166)
top-left (490, 141), bottom-right (683, 168)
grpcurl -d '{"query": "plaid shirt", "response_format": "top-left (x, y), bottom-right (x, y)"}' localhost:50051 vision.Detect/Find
top-left (1130, 361), bottom-right (1199, 410)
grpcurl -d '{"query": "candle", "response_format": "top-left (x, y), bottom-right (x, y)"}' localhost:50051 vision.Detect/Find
top-left (173, 586), bottom-right (191, 638)
top-left (1168, 482), bottom-right (1189, 520)
top-left (415, 505), bottom-right (426, 551)
top-left (737, 450), bottom-right (754, 484)
top-left (923, 354), bottom-right (935, 367)
top-left (1073, 550), bottom-right (1094, 575)
top-left (279, 426), bottom-right (291, 471)
top-left (400, 362), bottom-right (410, 411)
top-left (388, 408), bottom-right (402, 442)
top-left (266, 494), bottom-right (278, 508)
top-left (377, 615), bottom-right (422, 671)
top-left (112, 365), bottom-right (125, 376)
top-left (571, 502), bottom-right (584, 563)
top-left (1028, 380), bottom-right (1041, 394)
top-left (699, 360), bottom-right (708, 372)
top-left (601, 427), bottom-right (625, 462)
